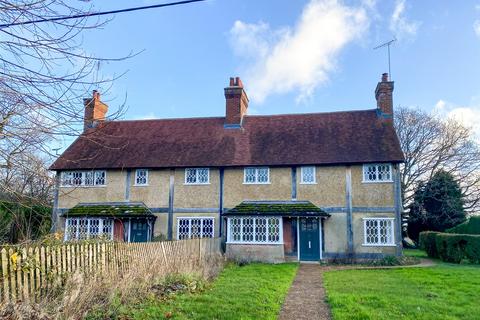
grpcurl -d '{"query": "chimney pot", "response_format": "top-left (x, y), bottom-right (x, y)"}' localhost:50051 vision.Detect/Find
top-left (382, 73), bottom-right (389, 82)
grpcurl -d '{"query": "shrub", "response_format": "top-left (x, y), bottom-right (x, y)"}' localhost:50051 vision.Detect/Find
top-left (446, 216), bottom-right (480, 235)
top-left (435, 233), bottom-right (480, 264)
top-left (419, 231), bottom-right (439, 258)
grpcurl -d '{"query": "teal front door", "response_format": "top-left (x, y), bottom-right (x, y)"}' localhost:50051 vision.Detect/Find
top-left (299, 217), bottom-right (320, 261)
top-left (130, 220), bottom-right (149, 242)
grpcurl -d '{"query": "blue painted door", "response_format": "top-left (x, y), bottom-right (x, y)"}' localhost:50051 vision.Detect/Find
top-left (131, 220), bottom-right (149, 242)
top-left (300, 217), bottom-right (320, 261)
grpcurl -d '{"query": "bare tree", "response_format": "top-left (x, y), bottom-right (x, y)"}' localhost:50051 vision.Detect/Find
top-left (0, 1), bottom-right (131, 242)
top-left (395, 107), bottom-right (480, 213)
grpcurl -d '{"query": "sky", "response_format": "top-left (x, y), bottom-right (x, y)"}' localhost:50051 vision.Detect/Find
top-left (59, 0), bottom-right (480, 148)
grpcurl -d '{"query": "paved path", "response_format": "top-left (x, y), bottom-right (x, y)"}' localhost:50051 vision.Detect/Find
top-left (279, 264), bottom-right (331, 320)
top-left (279, 258), bottom-right (436, 320)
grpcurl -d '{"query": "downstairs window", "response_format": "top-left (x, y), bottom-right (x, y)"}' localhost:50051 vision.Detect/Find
top-left (227, 216), bottom-right (282, 244)
top-left (363, 218), bottom-right (395, 246)
top-left (65, 218), bottom-right (113, 241)
top-left (177, 217), bottom-right (215, 240)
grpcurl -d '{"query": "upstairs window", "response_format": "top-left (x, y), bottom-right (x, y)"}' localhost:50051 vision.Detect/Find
top-left (363, 164), bottom-right (392, 182)
top-left (185, 168), bottom-right (210, 184)
top-left (300, 166), bottom-right (316, 184)
top-left (135, 169), bottom-right (149, 185)
top-left (363, 218), bottom-right (395, 246)
top-left (244, 167), bottom-right (269, 184)
top-left (61, 170), bottom-right (106, 187)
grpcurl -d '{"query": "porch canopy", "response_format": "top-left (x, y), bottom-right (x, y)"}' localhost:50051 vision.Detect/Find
top-left (62, 202), bottom-right (156, 218)
top-left (224, 201), bottom-right (331, 217)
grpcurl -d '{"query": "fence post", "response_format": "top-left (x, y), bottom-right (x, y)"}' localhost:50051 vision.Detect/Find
top-left (1, 248), bottom-right (9, 302)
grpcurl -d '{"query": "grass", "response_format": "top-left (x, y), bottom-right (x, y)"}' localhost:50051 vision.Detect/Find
top-left (403, 248), bottom-right (429, 258)
top-left (324, 250), bottom-right (480, 320)
top-left (119, 263), bottom-right (298, 320)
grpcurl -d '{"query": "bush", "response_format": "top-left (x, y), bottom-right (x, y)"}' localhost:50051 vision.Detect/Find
top-left (435, 233), bottom-right (480, 264)
top-left (419, 231), bottom-right (439, 258)
top-left (446, 216), bottom-right (480, 235)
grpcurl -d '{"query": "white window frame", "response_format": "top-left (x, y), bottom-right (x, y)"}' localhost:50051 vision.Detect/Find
top-left (134, 169), bottom-right (149, 186)
top-left (176, 217), bottom-right (215, 240)
top-left (362, 217), bottom-right (395, 246)
top-left (184, 168), bottom-right (210, 185)
top-left (300, 166), bottom-right (316, 184)
top-left (362, 163), bottom-right (393, 183)
top-left (243, 167), bottom-right (270, 184)
top-left (60, 170), bottom-right (107, 187)
top-left (64, 217), bottom-right (114, 241)
top-left (226, 216), bottom-right (283, 244)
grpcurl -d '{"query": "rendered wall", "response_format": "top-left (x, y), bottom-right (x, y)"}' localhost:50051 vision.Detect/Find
top-left (296, 166), bottom-right (345, 207)
top-left (352, 212), bottom-right (397, 255)
top-left (223, 167), bottom-right (291, 208)
top-left (173, 168), bottom-right (220, 208)
top-left (129, 169), bottom-right (169, 208)
top-left (351, 165), bottom-right (394, 207)
top-left (226, 244), bottom-right (285, 263)
top-left (323, 213), bottom-right (348, 253)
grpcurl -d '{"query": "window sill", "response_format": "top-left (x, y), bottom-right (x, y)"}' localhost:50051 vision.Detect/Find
top-left (60, 185), bottom-right (107, 188)
top-left (362, 244), bottom-right (396, 247)
top-left (242, 182), bottom-right (271, 185)
top-left (226, 242), bottom-right (283, 245)
top-left (300, 182), bottom-right (317, 185)
top-left (361, 180), bottom-right (394, 184)
top-left (184, 183), bottom-right (211, 186)
top-left (133, 184), bottom-right (149, 187)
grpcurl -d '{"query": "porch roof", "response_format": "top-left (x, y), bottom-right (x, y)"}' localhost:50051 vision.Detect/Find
top-left (224, 201), bottom-right (331, 217)
top-left (62, 202), bottom-right (156, 218)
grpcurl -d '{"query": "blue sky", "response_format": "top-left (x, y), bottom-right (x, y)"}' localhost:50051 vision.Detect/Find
top-left (61, 0), bottom-right (480, 146)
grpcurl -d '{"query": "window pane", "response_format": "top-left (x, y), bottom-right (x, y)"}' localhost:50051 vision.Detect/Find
top-left (197, 168), bottom-right (209, 183)
top-left (245, 168), bottom-right (256, 183)
top-left (230, 218), bottom-right (242, 242)
top-left (185, 169), bottom-right (197, 184)
top-left (302, 166), bottom-right (315, 183)
top-left (242, 218), bottom-right (254, 242)
top-left (62, 172), bottom-right (73, 186)
top-left (378, 165), bottom-right (391, 181)
top-left (268, 218), bottom-right (280, 242)
top-left (95, 171), bottom-right (106, 185)
top-left (255, 218), bottom-right (267, 242)
top-left (85, 171), bottom-right (94, 186)
top-left (257, 168), bottom-right (269, 183)
top-left (72, 172), bottom-right (83, 185)
top-left (365, 219), bottom-right (378, 244)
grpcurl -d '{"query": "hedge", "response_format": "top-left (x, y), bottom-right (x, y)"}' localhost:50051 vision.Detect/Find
top-left (419, 231), bottom-right (480, 264)
top-left (446, 216), bottom-right (480, 235)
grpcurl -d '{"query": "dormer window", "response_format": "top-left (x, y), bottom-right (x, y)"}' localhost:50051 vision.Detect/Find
top-left (185, 168), bottom-right (210, 184)
top-left (135, 169), bottom-right (149, 186)
top-left (363, 164), bottom-right (392, 183)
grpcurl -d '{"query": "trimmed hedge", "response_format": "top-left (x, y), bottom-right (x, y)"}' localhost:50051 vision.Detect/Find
top-left (419, 231), bottom-right (438, 258)
top-left (446, 216), bottom-right (480, 235)
top-left (419, 231), bottom-right (480, 264)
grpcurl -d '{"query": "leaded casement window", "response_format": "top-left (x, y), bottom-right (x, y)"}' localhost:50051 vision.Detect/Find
top-left (227, 216), bottom-right (282, 244)
top-left (243, 167), bottom-right (270, 184)
top-left (64, 218), bottom-right (113, 241)
top-left (362, 163), bottom-right (393, 182)
top-left (184, 168), bottom-right (210, 184)
top-left (135, 169), bottom-right (149, 185)
top-left (60, 170), bottom-right (107, 187)
top-left (363, 218), bottom-right (395, 246)
top-left (177, 217), bottom-right (215, 240)
top-left (300, 166), bottom-right (316, 184)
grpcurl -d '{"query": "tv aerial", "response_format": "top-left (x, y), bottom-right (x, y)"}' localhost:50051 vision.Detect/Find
top-left (374, 38), bottom-right (396, 79)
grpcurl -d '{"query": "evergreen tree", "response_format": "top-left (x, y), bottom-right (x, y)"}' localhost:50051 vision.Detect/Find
top-left (408, 170), bottom-right (466, 242)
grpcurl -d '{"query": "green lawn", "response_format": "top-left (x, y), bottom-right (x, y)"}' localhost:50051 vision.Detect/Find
top-left (324, 253), bottom-right (480, 320)
top-left (123, 263), bottom-right (298, 320)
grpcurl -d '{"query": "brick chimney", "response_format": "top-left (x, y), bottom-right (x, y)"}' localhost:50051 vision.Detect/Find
top-left (375, 73), bottom-right (394, 118)
top-left (224, 77), bottom-right (249, 127)
top-left (84, 90), bottom-right (108, 132)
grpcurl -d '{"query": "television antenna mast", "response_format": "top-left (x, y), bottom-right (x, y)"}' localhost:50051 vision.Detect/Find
top-left (373, 38), bottom-right (396, 79)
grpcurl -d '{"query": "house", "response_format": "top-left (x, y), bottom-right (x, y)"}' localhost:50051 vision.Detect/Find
top-left (50, 73), bottom-right (404, 262)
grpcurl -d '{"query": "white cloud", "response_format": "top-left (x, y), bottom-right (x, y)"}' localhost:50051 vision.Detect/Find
top-left (474, 20), bottom-right (480, 38)
top-left (434, 100), bottom-right (480, 141)
top-left (229, 0), bottom-right (369, 103)
top-left (389, 0), bottom-right (420, 40)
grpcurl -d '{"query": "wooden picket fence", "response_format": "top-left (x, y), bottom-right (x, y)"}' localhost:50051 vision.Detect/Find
top-left (0, 238), bottom-right (222, 303)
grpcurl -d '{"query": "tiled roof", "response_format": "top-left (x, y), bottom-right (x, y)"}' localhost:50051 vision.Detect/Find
top-left (50, 109), bottom-right (404, 170)
top-left (62, 202), bottom-right (155, 217)
top-left (224, 201), bottom-right (330, 217)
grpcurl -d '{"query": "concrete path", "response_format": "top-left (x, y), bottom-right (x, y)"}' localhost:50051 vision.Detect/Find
top-left (279, 264), bottom-right (331, 320)
top-left (278, 258), bottom-right (436, 320)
